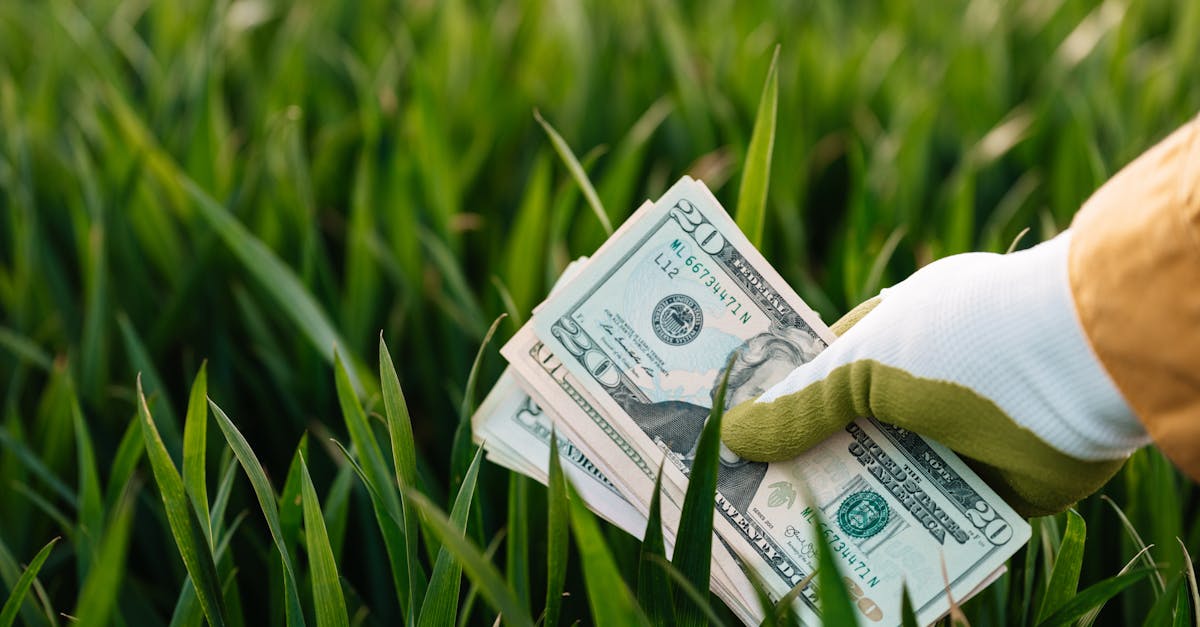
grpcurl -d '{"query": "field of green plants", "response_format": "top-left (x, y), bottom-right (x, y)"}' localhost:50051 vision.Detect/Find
top-left (2, 0), bottom-right (1199, 624)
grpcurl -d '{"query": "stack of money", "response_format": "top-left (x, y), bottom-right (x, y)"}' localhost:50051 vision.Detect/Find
top-left (472, 177), bottom-right (1030, 625)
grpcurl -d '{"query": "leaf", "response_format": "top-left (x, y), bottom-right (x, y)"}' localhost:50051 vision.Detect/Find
top-left (75, 480), bottom-right (138, 627)
top-left (533, 109), bottom-right (613, 236)
top-left (183, 362), bottom-right (212, 548)
top-left (72, 397), bottom-right (103, 575)
top-left (1180, 538), bottom-right (1199, 626)
top-left (279, 435), bottom-right (310, 563)
top-left (812, 509), bottom-right (857, 626)
top-left (118, 312), bottom-right (183, 458)
top-left (646, 555), bottom-right (729, 627)
top-left (0, 533), bottom-right (55, 627)
top-left (505, 473), bottom-right (530, 609)
top-left (209, 400), bottom-right (307, 627)
top-left (299, 454), bottom-right (350, 627)
top-left (771, 573), bottom-right (815, 627)
top-left (1036, 510), bottom-right (1086, 623)
top-left (334, 350), bottom-right (416, 617)
top-left (417, 444), bottom-right (484, 627)
top-left (0, 427), bottom-right (76, 507)
top-left (1036, 569), bottom-right (1153, 627)
top-left (1100, 495), bottom-right (1165, 594)
top-left (566, 480), bottom-right (646, 625)
top-left (637, 465), bottom-right (675, 626)
top-left (449, 315), bottom-right (506, 514)
top-left (138, 377), bottom-right (227, 627)
top-left (0, 537), bottom-right (58, 627)
top-left (400, 488), bottom-right (534, 627)
top-left (735, 45), bottom-right (780, 248)
top-left (179, 178), bottom-right (371, 396)
top-left (544, 427), bottom-right (569, 627)
top-left (1079, 544), bottom-right (1156, 627)
top-left (899, 585), bottom-right (919, 627)
top-left (1141, 574), bottom-right (1183, 627)
top-left (0, 326), bottom-right (52, 372)
top-left (105, 416), bottom-right (144, 512)
top-left (672, 356), bottom-right (733, 626)
top-left (380, 335), bottom-right (430, 624)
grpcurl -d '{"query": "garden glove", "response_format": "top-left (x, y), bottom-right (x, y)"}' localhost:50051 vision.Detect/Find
top-left (721, 231), bottom-right (1150, 517)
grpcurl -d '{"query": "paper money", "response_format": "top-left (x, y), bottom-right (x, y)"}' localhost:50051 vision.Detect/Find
top-left (473, 253), bottom-right (762, 624)
top-left (504, 176), bottom-right (1030, 625)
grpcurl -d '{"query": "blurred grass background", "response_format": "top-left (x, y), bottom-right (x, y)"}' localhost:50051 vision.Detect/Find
top-left (1, 0), bottom-right (1198, 624)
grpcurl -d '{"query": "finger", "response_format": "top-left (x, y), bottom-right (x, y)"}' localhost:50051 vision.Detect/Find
top-left (721, 297), bottom-right (890, 461)
top-left (722, 359), bottom-right (878, 462)
top-left (830, 296), bottom-right (881, 336)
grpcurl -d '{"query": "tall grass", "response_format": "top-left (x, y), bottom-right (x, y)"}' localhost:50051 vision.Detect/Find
top-left (1, 0), bottom-right (1198, 624)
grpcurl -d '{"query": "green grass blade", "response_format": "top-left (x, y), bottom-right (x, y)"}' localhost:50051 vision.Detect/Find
top-left (1036, 510), bottom-right (1086, 623)
top-left (137, 377), bottom-right (228, 627)
top-left (771, 573), bottom-right (815, 627)
top-left (1079, 545), bottom-right (1155, 627)
top-left (1036, 569), bottom-right (1153, 627)
top-left (279, 435), bottom-right (310, 586)
top-left (0, 532), bottom-right (55, 627)
top-left (72, 398), bottom-right (102, 575)
top-left (0, 427), bottom-right (76, 507)
top-left (735, 45), bottom-right (779, 248)
top-left (812, 513), bottom-right (858, 625)
top-left (179, 178), bottom-right (371, 396)
top-left (105, 416), bottom-right (144, 512)
top-left (298, 454), bottom-right (350, 627)
top-left (1101, 495), bottom-right (1165, 594)
top-left (209, 400), bottom-right (306, 627)
top-left (0, 326), bottom-right (52, 372)
top-left (418, 445), bottom-right (484, 627)
top-left (899, 585), bottom-right (919, 627)
top-left (400, 487), bottom-right (534, 627)
top-left (0, 537), bottom-right (57, 627)
top-left (379, 336), bottom-right (428, 622)
top-left (1142, 575), bottom-right (1184, 627)
top-left (637, 465), bottom-right (675, 626)
top-left (1180, 539), bottom-right (1199, 626)
top-left (449, 315), bottom-right (505, 515)
top-left (505, 473), bottom-right (530, 609)
top-left (75, 480), bottom-right (138, 627)
top-left (566, 479), bottom-right (645, 625)
top-left (319, 451), bottom-right (355, 562)
top-left (543, 427), bottom-right (569, 627)
top-left (672, 357), bottom-right (733, 626)
top-left (533, 109), bottom-right (613, 236)
top-left (183, 362), bottom-right (211, 548)
top-left (333, 350), bottom-right (413, 613)
top-left (328, 438), bottom-right (417, 624)
top-left (118, 312), bottom-right (182, 458)
top-left (646, 554), bottom-right (729, 627)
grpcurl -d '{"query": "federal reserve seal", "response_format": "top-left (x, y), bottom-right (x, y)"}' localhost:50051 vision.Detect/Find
top-left (651, 294), bottom-right (703, 346)
top-left (836, 490), bottom-right (889, 539)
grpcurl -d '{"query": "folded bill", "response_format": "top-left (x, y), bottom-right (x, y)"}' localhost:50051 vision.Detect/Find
top-left (478, 177), bottom-right (1028, 625)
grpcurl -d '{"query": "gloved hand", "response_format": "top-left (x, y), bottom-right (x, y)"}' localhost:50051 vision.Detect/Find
top-left (721, 231), bottom-right (1150, 517)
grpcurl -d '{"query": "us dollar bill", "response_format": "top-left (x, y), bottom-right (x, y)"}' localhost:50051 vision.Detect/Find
top-left (511, 176), bottom-right (1030, 625)
top-left (474, 253), bottom-right (762, 624)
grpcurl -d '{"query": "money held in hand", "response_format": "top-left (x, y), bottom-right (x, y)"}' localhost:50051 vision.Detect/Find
top-left (474, 177), bottom-right (1030, 625)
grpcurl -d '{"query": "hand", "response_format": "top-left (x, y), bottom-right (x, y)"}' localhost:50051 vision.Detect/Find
top-left (721, 232), bottom-right (1150, 517)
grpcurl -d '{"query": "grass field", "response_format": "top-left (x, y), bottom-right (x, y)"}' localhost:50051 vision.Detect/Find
top-left (1, 0), bottom-right (1199, 624)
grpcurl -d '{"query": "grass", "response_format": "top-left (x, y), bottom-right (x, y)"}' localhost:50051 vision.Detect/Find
top-left (1, 0), bottom-right (1199, 624)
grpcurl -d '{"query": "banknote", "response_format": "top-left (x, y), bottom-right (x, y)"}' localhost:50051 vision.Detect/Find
top-left (513, 176), bottom-right (1030, 625)
top-left (473, 370), bottom-right (648, 536)
top-left (499, 324), bottom-right (765, 625)
top-left (473, 254), bottom-right (761, 624)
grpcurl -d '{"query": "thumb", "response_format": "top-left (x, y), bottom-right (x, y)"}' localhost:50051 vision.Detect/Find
top-left (721, 297), bottom-right (883, 461)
